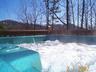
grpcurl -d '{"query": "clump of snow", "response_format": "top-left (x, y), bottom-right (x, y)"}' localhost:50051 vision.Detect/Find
top-left (18, 40), bottom-right (96, 72)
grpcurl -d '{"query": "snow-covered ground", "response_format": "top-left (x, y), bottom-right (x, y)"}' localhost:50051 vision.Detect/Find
top-left (18, 40), bottom-right (96, 72)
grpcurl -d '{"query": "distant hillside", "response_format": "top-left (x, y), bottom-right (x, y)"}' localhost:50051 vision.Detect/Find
top-left (0, 20), bottom-right (46, 30)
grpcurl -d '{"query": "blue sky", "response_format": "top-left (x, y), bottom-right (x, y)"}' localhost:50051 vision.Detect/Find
top-left (0, 0), bottom-right (20, 21)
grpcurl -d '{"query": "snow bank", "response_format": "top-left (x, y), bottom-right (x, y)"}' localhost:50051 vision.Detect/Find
top-left (18, 40), bottom-right (96, 72)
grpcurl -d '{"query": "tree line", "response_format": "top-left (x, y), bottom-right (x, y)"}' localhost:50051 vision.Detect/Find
top-left (18, 0), bottom-right (96, 30)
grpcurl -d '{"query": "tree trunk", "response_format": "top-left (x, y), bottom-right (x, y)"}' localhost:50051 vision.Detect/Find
top-left (81, 0), bottom-right (85, 29)
top-left (66, 0), bottom-right (70, 30)
top-left (45, 0), bottom-right (50, 29)
top-left (70, 0), bottom-right (75, 26)
top-left (77, 0), bottom-right (80, 28)
top-left (90, 0), bottom-right (93, 30)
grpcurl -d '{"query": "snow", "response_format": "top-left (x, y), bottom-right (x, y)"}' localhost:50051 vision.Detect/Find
top-left (18, 40), bottom-right (96, 72)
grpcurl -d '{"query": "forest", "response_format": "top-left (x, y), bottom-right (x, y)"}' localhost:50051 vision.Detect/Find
top-left (18, 0), bottom-right (96, 31)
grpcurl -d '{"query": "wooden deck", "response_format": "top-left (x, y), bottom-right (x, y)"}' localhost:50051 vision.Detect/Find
top-left (0, 29), bottom-right (95, 36)
top-left (0, 30), bottom-right (49, 36)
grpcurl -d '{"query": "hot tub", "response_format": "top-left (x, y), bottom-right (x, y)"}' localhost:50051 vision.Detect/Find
top-left (0, 35), bottom-right (96, 72)
top-left (0, 44), bottom-right (42, 72)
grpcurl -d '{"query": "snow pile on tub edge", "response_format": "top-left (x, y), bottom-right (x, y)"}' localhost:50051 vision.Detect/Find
top-left (18, 40), bottom-right (96, 72)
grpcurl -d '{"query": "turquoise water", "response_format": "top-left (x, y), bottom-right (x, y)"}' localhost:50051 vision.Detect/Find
top-left (0, 44), bottom-right (42, 72)
top-left (0, 35), bottom-right (46, 44)
top-left (0, 35), bottom-right (96, 44)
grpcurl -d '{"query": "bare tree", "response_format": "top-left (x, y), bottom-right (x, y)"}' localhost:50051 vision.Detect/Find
top-left (70, 0), bottom-right (75, 27)
top-left (66, 0), bottom-right (70, 30)
top-left (77, 0), bottom-right (80, 28)
top-left (93, 9), bottom-right (96, 29)
top-left (29, 0), bottom-right (41, 29)
top-left (81, 0), bottom-right (85, 29)
top-left (44, 0), bottom-right (61, 30)
top-left (50, 0), bottom-right (61, 30)
top-left (85, 0), bottom-right (88, 30)
top-left (18, 0), bottom-right (29, 24)
top-left (45, 0), bottom-right (50, 29)
top-left (18, 0), bottom-right (43, 30)
top-left (89, 0), bottom-right (93, 29)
